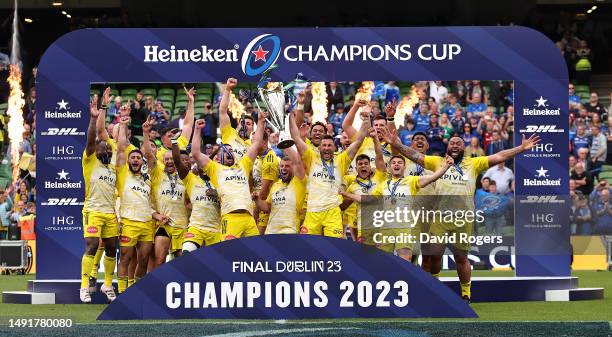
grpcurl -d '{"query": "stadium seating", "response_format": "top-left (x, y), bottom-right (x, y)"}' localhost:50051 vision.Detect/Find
top-left (158, 88), bottom-right (175, 97)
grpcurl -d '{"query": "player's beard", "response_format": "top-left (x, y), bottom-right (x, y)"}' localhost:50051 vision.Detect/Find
top-left (165, 164), bottom-right (176, 174)
top-left (129, 163), bottom-right (142, 174)
top-left (447, 149), bottom-right (464, 164)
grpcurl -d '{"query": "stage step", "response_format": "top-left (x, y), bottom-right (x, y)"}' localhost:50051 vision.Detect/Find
top-left (28, 279), bottom-right (116, 304)
top-left (545, 288), bottom-right (605, 301)
top-left (2, 291), bottom-right (55, 304)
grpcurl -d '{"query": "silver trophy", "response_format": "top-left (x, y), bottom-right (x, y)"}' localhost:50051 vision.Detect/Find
top-left (256, 83), bottom-right (294, 149)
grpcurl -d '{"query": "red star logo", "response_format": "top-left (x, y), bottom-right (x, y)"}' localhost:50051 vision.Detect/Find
top-left (251, 45), bottom-right (269, 62)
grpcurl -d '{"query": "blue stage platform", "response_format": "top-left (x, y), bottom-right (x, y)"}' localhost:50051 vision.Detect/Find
top-left (1, 276), bottom-right (603, 305)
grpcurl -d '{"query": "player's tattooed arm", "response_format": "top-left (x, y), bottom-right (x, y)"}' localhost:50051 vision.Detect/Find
top-left (86, 95), bottom-right (100, 157)
top-left (219, 78), bottom-right (236, 129)
top-left (116, 115), bottom-right (130, 168)
top-left (487, 134), bottom-right (540, 167)
top-left (381, 127), bottom-right (425, 166)
top-left (346, 107), bottom-right (371, 160)
top-left (182, 86), bottom-right (196, 140)
top-left (418, 155), bottom-right (452, 188)
top-left (191, 119), bottom-right (211, 169)
top-left (342, 98), bottom-right (368, 140)
top-left (142, 116), bottom-right (157, 168)
top-left (384, 100), bottom-right (400, 156)
top-left (96, 87), bottom-right (112, 141)
top-left (246, 110), bottom-right (268, 162)
top-left (289, 111), bottom-right (308, 155)
top-left (370, 127), bottom-right (386, 172)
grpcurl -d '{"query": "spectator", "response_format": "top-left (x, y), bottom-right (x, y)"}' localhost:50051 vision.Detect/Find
top-left (130, 91), bottom-right (147, 137)
top-left (383, 81), bottom-right (400, 105)
top-left (429, 81), bottom-right (448, 105)
top-left (200, 102), bottom-right (218, 145)
top-left (571, 125), bottom-right (591, 156)
top-left (149, 101), bottom-right (170, 129)
top-left (571, 162), bottom-right (593, 196)
top-left (426, 114), bottom-right (445, 155)
top-left (483, 162), bottom-right (514, 195)
top-left (0, 191), bottom-right (11, 239)
top-left (466, 93), bottom-right (487, 116)
top-left (328, 103), bottom-right (346, 135)
top-left (486, 130), bottom-right (507, 156)
top-left (576, 147), bottom-right (592, 172)
top-left (439, 112), bottom-right (454, 142)
top-left (442, 93), bottom-right (462, 118)
top-left (586, 92), bottom-right (607, 119)
top-left (568, 84), bottom-right (581, 112)
top-left (465, 136), bottom-right (485, 158)
top-left (592, 188), bottom-right (612, 234)
top-left (24, 87), bottom-right (36, 125)
top-left (589, 125), bottom-right (607, 179)
top-left (571, 192), bottom-right (592, 235)
top-left (569, 155), bottom-right (576, 174)
top-left (413, 103), bottom-right (430, 132)
top-left (605, 115), bottom-right (612, 165)
top-left (476, 181), bottom-right (510, 236)
top-left (398, 118), bottom-right (416, 146)
top-left (107, 96), bottom-right (122, 122)
top-left (326, 82), bottom-right (344, 109)
top-left (169, 107), bottom-right (187, 130)
top-left (461, 124), bottom-right (477, 146)
top-left (478, 177), bottom-right (491, 194)
top-left (8, 200), bottom-right (26, 240)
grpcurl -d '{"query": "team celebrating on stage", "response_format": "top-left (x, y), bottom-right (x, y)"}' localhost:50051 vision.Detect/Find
top-left (79, 78), bottom-right (540, 305)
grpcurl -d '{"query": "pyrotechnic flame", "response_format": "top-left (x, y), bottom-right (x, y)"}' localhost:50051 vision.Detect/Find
top-left (228, 90), bottom-right (245, 120)
top-left (353, 81), bottom-right (375, 130)
top-left (311, 82), bottom-right (328, 123)
top-left (394, 85), bottom-right (419, 128)
top-left (7, 64), bottom-right (25, 181)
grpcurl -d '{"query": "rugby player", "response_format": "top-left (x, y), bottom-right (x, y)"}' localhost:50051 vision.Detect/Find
top-left (219, 78), bottom-right (253, 161)
top-left (115, 116), bottom-right (158, 294)
top-left (255, 146), bottom-right (306, 234)
top-left (190, 110), bottom-right (267, 241)
top-left (384, 128), bottom-right (540, 302)
top-left (289, 108), bottom-right (370, 238)
top-left (80, 95), bottom-right (118, 303)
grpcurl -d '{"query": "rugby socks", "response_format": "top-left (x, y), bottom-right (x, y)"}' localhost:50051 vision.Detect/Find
top-left (118, 277), bottom-right (128, 293)
top-left (103, 256), bottom-right (116, 287)
top-left (80, 254), bottom-right (95, 289)
top-left (461, 282), bottom-right (471, 299)
top-left (431, 273), bottom-right (440, 279)
top-left (128, 278), bottom-right (135, 287)
top-left (90, 247), bottom-right (104, 279)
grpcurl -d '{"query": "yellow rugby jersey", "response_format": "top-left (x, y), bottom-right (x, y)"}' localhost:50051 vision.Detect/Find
top-left (372, 176), bottom-right (420, 197)
top-left (423, 156), bottom-right (488, 197)
top-left (252, 150), bottom-right (279, 192)
top-left (266, 176), bottom-right (307, 234)
top-left (116, 164), bottom-right (153, 222)
top-left (82, 151), bottom-right (117, 214)
top-left (204, 155), bottom-right (255, 216)
top-left (156, 135), bottom-right (189, 163)
top-left (424, 155), bottom-right (489, 211)
top-left (345, 170), bottom-right (387, 228)
top-left (150, 163), bottom-right (189, 228)
top-left (347, 137), bottom-right (392, 175)
top-left (404, 161), bottom-right (437, 196)
top-left (221, 125), bottom-right (251, 161)
top-left (302, 147), bottom-right (352, 212)
top-left (183, 172), bottom-right (221, 232)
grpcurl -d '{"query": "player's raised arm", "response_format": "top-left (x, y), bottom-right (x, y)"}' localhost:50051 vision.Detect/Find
top-left (370, 127), bottom-right (386, 172)
top-left (289, 111), bottom-right (308, 154)
top-left (96, 87), bottom-right (111, 141)
top-left (418, 155), bottom-right (452, 188)
top-left (115, 115), bottom-right (130, 168)
top-left (171, 139), bottom-right (190, 180)
top-left (381, 127), bottom-right (425, 166)
top-left (346, 109), bottom-right (371, 160)
top-left (245, 110), bottom-right (268, 161)
top-left (141, 116), bottom-right (157, 167)
top-left (86, 96), bottom-right (100, 157)
top-left (191, 119), bottom-right (211, 168)
top-left (342, 99), bottom-right (368, 139)
top-left (182, 86), bottom-right (196, 139)
top-left (285, 146), bottom-right (305, 180)
top-left (219, 78), bottom-right (237, 129)
top-left (487, 134), bottom-right (540, 167)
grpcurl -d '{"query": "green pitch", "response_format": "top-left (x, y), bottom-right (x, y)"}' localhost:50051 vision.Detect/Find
top-left (0, 271), bottom-right (610, 337)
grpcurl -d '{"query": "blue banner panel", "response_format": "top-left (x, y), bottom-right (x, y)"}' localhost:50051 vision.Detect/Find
top-left (98, 235), bottom-right (477, 320)
top-left (36, 26), bottom-right (569, 280)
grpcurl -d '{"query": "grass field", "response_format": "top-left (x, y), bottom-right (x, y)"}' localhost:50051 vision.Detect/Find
top-left (0, 271), bottom-right (610, 336)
